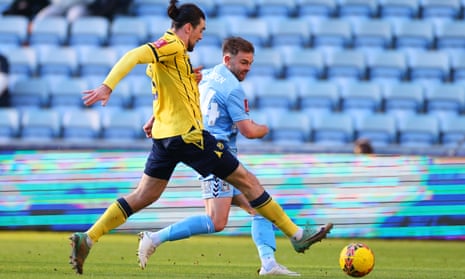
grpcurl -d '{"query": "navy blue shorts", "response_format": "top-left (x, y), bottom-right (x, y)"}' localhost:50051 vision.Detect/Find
top-left (144, 129), bottom-right (239, 181)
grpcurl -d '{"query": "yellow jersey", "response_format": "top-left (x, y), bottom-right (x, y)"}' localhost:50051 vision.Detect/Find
top-left (103, 30), bottom-right (203, 139)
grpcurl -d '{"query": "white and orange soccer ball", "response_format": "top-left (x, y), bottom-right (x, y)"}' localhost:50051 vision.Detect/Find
top-left (339, 243), bottom-right (375, 277)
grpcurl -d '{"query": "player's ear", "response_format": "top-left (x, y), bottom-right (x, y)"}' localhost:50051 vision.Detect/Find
top-left (223, 54), bottom-right (231, 64)
top-left (184, 22), bottom-right (192, 34)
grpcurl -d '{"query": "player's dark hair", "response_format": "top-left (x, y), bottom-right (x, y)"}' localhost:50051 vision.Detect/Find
top-left (167, 0), bottom-right (205, 30)
top-left (222, 36), bottom-right (255, 56)
top-left (354, 139), bottom-right (374, 154)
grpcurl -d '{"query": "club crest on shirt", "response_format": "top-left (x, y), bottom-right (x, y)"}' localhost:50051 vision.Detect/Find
top-left (244, 99), bottom-right (249, 112)
top-left (153, 38), bottom-right (168, 48)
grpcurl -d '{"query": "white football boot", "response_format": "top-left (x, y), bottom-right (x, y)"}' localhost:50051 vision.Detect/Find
top-left (137, 231), bottom-right (156, 269)
top-left (258, 264), bottom-right (301, 276)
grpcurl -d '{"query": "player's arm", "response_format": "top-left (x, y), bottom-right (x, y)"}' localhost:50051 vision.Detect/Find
top-left (228, 87), bottom-right (269, 139)
top-left (82, 45), bottom-right (155, 106)
top-left (143, 115), bottom-right (155, 138)
top-left (236, 118), bottom-right (269, 139)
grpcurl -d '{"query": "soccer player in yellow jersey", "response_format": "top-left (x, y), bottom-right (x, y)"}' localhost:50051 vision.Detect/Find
top-left (69, 0), bottom-right (333, 275)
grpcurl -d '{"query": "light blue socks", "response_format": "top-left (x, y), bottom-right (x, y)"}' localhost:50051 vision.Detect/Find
top-left (150, 215), bottom-right (215, 246)
top-left (252, 215), bottom-right (277, 270)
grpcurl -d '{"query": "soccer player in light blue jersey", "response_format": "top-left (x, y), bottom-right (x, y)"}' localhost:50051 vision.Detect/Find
top-left (138, 37), bottom-right (302, 276)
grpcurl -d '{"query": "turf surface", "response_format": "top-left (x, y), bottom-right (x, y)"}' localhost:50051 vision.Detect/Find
top-left (0, 231), bottom-right (463, 278)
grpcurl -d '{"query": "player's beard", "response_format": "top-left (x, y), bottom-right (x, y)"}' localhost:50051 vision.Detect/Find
top-left (234, 70), bottom-right (248, 81)
top-left (187, 39), bottom-right (197, 52)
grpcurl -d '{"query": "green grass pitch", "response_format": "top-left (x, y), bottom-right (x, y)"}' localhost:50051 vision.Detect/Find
top-left (0, 231), bottom-right (463, 278)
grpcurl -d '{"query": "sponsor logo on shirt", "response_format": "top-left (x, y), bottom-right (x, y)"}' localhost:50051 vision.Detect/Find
top-left (153, 39), bottom-right (168, 48)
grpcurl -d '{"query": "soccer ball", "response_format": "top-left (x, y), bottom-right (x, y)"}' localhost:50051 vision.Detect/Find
top-left (339, 243), bottom-right (375, 277)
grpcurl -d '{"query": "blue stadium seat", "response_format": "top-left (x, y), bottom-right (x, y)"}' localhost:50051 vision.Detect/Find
top-left (439, 115), bottom-right (465, 146)
top-left (337, 0), bottom-right (378, 19)
top-left (78, 46), bottom-right (118, 78)
top-left (420, 0), bottom-right (461, 23)
top-left (378, 0), bottom-right (419, 19)
top-left (105, 79), bottom-right (133, 109)
top-left (450, 51), bottom-right (465, 82)
top-left (255, 80), bottom-right (298, 111)
top-left (109, 17), bottom-right (147, 47)
top-left (38, 46), bottom-right (78, 77)
top-left (62, 109), bottom-right (101, 141)
top-left (139, 15), bottom-right (171, 41)
top-left (367, 50), bottom-right (407, 83)
top-left (311, 19), bottom-right (352, 52)
top-left (352, 19), bottom-right (393, 56)
top-left (296, 0), bottom-right (337, 19)
top-left (394, 20), bottom-right (434, 54)
top-left (179, 0), bottom-right (217, 17)
top-left (10, 78), bottom-right (49, 109)
top-left (325, 49), bottom-right (366, 81)
top-left (69, 16), bottom-right (109, 47)
top-left (356, 113), bottom-right (397, 146)
top-left (0, 108), bottom-right (20, 140)
top-left (102, 109), bottom-right (143, 141)
top-left (408, 51), bottom-right (450, 85)
top-left (312, 112), bottom-right (354, 145)
top-left (29, 17), bottom-right (68, 46)
top-left (255, 0), bottom-right (297, 17)
top-left (298, 80), bottom-right (340, 114)
top-left (199, 18), bottom-right (228, 48)
top-left (398, 114), bottom-right (439, 147)
top-left (188, 50), bottom-right (202, 69)
top-left (248, 48), bottom-right (283, 79)
top-left (49, 77), bottom-right (88, 108)
top-left (383, 82), bottom-right (424, 120)
top-left (20, 108), bottom-right (61, 140)
top-left (227, 18), bottom-right (270, 48)
top-left (131, 0), bottom-right (168, 16)
top-left (435, 21), bottom-right (465, 56)
top-left (340, 81), bottom-right (382, 120)
top-left (269, 111), bottom-right (312, 144)
top-left (240, 79), bottom-right (256, 108)
top-left (0, 15), bottom-right (29, 47)
top-left (5, 47), bottom-right (37, 77)
top-left (425, 84), bottom-right (465, 120)
top-left (283, 49), bottom-right (324, 80)
top-left (269, 18), bottom-right (311, 49)
top-left (0, 0), bottom-right (12, 13)
top-left (131, 76), bottom-right (154, 108)
top-left (215, 0), bottom-right (256, 18)
top-left (196, 46), bottom-right (222, 69)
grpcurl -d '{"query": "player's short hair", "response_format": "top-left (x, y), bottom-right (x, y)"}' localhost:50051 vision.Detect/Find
top-left (168, 0), bottom-right (205, 29)
top-left (222, 36), bottom-right (255, 56)
top-left (354, 139), bottom-right (374, 154)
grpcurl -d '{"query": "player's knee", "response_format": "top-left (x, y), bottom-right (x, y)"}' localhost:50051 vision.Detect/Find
top-left (211, 218), bottom-right (227, 232)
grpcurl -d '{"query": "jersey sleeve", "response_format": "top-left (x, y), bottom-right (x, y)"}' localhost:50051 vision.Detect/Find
top-left (227, 87), bottom-right (250, 123)
top-left (103, 44), bottom-right (154, 90)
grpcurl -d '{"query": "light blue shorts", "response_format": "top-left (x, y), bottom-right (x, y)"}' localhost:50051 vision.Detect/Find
top-left (200, 174), bottom-right (241, 199)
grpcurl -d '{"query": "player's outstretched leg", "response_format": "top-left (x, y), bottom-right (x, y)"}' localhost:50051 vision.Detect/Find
top-left (69, 232), bottom-right (91, 274)
top-left (137, 215), bottom-right (215, 269)
top-left (291, 223), bottom-right (334, 253)
top-left (252, 215), bottom-right (300, 276)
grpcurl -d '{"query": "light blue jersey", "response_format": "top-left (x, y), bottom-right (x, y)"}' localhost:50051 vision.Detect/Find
top-left (199, 64), bottom-right (250, 153)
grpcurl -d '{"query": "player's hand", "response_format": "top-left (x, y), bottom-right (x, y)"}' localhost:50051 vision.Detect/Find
top-left (82, 84), bottom-right (112, 106)
top-left (193, 66), bottom-right (203, 84)
top-left (143, 116), bottom-right (155, 138)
